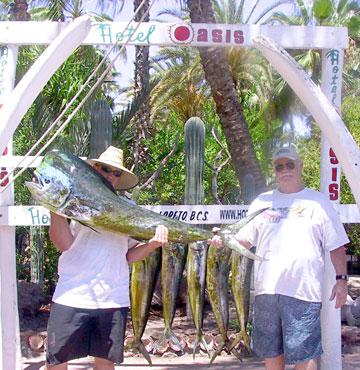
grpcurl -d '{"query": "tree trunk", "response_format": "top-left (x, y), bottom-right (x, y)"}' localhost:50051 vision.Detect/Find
top-left (187, 0), bottom-right (266, 195)
top-left (133, 0), bottom-right (151, 173)
top-left (10, 0), bottom-right (30, 21)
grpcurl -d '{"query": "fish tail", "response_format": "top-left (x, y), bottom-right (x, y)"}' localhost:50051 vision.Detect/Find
top-left (229, 345), bottom-right (243, 362)
top-left (126, 339), bottom-right (153, 365)
top-left (138, 341), bottom-right (153, 365)
top-left (168, 328), bottom-right (185, 355)
top-left (229, 331), bottom-right (251, 355)
top-left (200, 335), bottom-right (211, 358)
top-left (210, 340), bottom-right (225, 364)
top-left (219, 207), bottom-right (268, 234)
top-left (152, 331), bottom-right (168, 355)
top-left (221, 236), bottom-right (266, 261)
top-left (192, 335), bottom-right (200, 360)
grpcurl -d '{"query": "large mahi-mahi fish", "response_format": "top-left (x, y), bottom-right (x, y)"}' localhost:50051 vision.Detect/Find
top-left (25, 149), bottom-right (265, 261)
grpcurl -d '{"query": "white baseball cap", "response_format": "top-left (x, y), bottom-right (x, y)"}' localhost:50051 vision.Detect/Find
top-left (272, 146), bottom-right (300, 164)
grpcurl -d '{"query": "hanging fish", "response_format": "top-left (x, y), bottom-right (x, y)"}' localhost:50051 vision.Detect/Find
top-left (153, 242), bottom-right (187, 355)
top-left (186, 241), bottom-right (210, 359)
top-left (126, 249), bottom-right (161, 365)
top-left (229, 251), bottom-right (254, 354)
top-left (206, 243), bottom-right (242, 364)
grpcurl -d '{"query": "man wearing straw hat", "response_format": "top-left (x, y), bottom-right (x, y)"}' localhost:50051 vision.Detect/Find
top-left (45, 146), bottom-right (169, 370)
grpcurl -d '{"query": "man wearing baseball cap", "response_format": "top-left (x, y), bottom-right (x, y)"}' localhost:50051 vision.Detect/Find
top-left (45, 146), bottom-right (169, 370)
top-left (211, 145), bottom-right (348, 369)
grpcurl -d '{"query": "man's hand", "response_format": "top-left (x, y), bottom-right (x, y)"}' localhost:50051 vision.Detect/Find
top-left (329, 280), bottom-right (348, 309)
top-left (148, 225), bottom-right (169, 248)
top-left (127, 225), bottom-right (169, 263)
top-left (207, 227), bottom-right (222, 246)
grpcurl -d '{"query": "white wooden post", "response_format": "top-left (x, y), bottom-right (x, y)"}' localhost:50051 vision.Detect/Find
top-left (0, 17), bottom-right (91, 369)
top-left (320, 48), bottom-right (344, 370)
top-left (0, 44), bottom-right (22, 370)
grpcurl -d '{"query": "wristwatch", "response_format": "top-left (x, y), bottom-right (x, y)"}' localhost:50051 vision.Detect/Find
top-left (335, 275), bottom-right (348, 280)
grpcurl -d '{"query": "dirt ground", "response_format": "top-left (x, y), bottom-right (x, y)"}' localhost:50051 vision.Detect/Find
top-left (21, 276), bottom-right (360, 369)
top-left (21, 305), bottom-right (360, 370)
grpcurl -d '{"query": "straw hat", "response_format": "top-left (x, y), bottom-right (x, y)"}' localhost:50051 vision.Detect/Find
top-left (87, 146), bottom-right (138, 190)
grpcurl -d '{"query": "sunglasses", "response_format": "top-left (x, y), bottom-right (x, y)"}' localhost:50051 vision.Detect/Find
top-left (100, 165), bottom-right (123, 177)
top-left (275, 162), bottom-right (295, 172)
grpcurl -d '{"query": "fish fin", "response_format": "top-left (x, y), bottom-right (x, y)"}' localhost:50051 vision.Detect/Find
top-left (78, 221), bottom-right (100, 234)
top-left (222, 236), bottom-right (267, 261)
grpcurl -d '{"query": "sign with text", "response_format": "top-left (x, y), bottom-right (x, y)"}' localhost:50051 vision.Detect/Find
top-left (0, 22), bottom-right (348, 49)
top-left (1, 204), bottom-right (359, 226)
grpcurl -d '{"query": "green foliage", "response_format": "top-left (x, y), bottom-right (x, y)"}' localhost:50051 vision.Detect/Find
top-left (344, 224), bottom-right (360, 257)
top-left (313, 0), bottom-right (333, 20)
top-left (296, 126), bottom-right (321, 192)
top-left (136, 111), bottom-right (186, 205)
top-left (16, 227), bottom-right (60, 296)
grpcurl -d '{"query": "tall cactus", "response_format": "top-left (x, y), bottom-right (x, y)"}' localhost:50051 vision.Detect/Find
top-left (89, 100), bottom-right (113, 158)
top-left (184, 117), bottom-right (210, 357)
top-left (29, 226), bottom-right (44, 287)
top-left (184, 117), bottom-right (205, 205)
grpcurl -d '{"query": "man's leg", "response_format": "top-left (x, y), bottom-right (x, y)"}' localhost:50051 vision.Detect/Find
top-left (265, 354), bottom-right (285, 370)
top-left (93, 357), bottom-right (115, 370)
top-left (294, 358), bottom-right (318, 370)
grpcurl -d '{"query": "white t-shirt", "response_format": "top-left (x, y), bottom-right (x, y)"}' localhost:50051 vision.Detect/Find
top-left (52, 221), bottom-right (138, 309)
top-left (239, 187), bottom-right (349, 302)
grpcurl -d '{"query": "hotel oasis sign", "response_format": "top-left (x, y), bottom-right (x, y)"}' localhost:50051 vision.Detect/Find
top-left (0, 22), bottom-right (347, 49)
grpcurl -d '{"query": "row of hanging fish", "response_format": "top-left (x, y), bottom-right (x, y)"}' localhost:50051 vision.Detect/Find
top-left (127, 225), bottom-right (257, 365)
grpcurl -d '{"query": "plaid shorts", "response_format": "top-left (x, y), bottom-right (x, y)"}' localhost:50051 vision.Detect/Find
top-left (251, 294), bottom-right (323, 364)
top-left (46, 302), bottom-right (128, 366)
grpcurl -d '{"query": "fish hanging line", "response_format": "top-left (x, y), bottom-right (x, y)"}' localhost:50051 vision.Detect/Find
top-left (0, 0), bottom-right (158, 195)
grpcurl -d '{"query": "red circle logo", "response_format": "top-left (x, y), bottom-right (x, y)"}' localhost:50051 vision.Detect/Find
top-left (169, 24), bottom-right (194, 44)
top-left (174, 26), bottom-right (190, 41)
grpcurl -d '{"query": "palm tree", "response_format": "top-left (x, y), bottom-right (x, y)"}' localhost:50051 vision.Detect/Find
top-left (265, 0), bottom-right (360, 126)
top-left (133, 0), bottom-right (151, 173)
top-left (151, 46), bottom-right (211, 122)
top-left (211, 0), bottom-right (278, 121)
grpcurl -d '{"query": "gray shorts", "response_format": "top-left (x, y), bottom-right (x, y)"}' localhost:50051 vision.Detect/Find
top-left (46, 302), bottom-right (128, 366)
top-left (251, 294), bottom-right (323, 364)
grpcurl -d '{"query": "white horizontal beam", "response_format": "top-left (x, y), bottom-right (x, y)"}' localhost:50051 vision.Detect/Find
top-left (0, 204), bottom-right (358, 226)
top-left (0, 22), bottom-right (348, 49)
top-left (0, 156), bottom-right (86, 168)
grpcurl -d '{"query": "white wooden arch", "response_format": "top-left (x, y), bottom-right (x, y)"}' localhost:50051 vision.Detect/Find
top-left (0, 18), bottom-right (358, 369)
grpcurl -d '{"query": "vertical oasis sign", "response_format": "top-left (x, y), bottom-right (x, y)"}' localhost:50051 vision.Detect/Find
top-left (325, 49), bottom-right (341, 202)
top-left (0, 46), bottom-right (9, 187)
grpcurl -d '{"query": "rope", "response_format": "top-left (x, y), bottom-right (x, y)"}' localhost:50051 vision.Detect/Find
top-left (0, 0), bottom-right (157, 194)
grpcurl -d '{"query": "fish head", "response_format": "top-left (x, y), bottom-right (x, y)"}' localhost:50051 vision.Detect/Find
top-left (25, 150), bottom-right (74, 212)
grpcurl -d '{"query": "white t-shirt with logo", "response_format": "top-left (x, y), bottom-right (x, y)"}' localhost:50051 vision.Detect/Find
top-left (52, 221), bottom-right (138, 309)
top-left (239, 187), bottom-right (349, 302)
